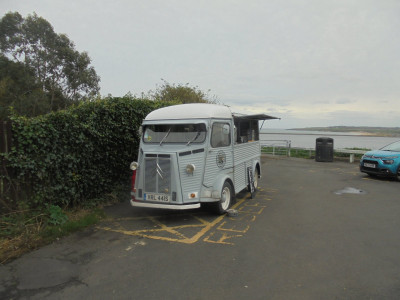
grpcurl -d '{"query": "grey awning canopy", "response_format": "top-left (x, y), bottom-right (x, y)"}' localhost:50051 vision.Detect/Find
top-left (232, 113), bottom-right (280, 121)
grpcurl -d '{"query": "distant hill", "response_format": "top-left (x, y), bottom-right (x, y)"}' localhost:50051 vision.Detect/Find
top-left (290, 126), bottom-right (400, 137)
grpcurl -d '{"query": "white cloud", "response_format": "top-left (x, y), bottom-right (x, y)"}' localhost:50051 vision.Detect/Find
top-left (1, 0), bottom-right (400, 127)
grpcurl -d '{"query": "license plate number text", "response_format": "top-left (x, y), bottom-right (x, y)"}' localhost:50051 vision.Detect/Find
top-left (145, 193), bottom-right (171, 202)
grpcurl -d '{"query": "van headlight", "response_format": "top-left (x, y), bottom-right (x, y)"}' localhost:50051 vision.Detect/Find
top-left (186, 164), bottom-right (195, 174)
top-left (130, 162), bottom-right (139, 170)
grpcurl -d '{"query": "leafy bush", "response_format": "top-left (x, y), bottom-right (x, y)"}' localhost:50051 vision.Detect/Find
top-left (3, 96), bottom-right (177, 210)
top-left (46, 204), bottom-right (68, 225)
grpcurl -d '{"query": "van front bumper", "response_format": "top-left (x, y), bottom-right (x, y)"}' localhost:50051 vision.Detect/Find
top-left (130, 199), bottom-right (201, 210)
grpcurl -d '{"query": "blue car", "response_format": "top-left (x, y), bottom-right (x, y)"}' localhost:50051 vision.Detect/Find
top-left (360, 140), bottom-right (400, 181)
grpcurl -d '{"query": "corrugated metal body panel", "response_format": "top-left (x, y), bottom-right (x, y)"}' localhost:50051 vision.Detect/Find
top-left (233, 142), bottom-right (260, 192)
top-left (135, 149), bottom-right (144, 190)
top-left (234, 163), bottom-right (246, 192)
top-left (234, 142), bottom-right (260, 164)
top-left (178, 151), bottom-right (205, 202)
top-left (203, 147), bottom-right (233, 187)
top-left (203, 155), bottom-right (219, 187)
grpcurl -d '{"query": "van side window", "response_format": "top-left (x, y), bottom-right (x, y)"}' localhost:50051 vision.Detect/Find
top-left (234, 120), bottom-right (259, 144)
top-left (211, 123), bottom-right (231, 148)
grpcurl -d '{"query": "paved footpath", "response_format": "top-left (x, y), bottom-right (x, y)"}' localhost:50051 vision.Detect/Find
top-left (1, 156), bottom-right (400, 299)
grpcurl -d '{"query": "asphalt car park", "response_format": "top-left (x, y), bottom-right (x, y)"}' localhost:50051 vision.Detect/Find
top-left (1, 156), bottom-right (400, 299)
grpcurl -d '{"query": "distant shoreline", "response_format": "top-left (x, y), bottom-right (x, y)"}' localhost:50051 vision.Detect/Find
top-left (288, 126), bottom-right (400, 137)
top-left (261, 131), bottom-right (379, 137)
top-left (260, 129), bottom-right (399, 149)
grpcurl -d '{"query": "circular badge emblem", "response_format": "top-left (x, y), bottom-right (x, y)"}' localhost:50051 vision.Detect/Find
top-left (216, 150), bottom-right (226, 169)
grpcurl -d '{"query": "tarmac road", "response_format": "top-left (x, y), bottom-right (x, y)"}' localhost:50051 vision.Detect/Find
top-left (1, 156), bottom-right (400, 299)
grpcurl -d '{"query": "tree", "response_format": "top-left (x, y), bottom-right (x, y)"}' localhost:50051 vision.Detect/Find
top-left (148, 79), bottom-right (217, 104)
top-left (0, 12), bottom-right (100, 116)
top-left (0, 54), bottom-right (49, 118)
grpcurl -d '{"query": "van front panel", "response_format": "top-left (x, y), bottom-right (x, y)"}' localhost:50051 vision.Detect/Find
top-left (178, 148), bottom-right (206, 203)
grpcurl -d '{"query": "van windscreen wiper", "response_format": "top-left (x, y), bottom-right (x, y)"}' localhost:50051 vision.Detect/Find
top-left (186, 131), bottom-right (201, 146)
top-left (159, 128), bottom-right (171, 145)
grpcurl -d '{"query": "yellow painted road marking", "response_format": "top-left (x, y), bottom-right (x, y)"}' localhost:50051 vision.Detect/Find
top-left (203, 232), bottom-right (243, 245)
top-left (97, 189), bottom-right (273, 245)
top-left (217, 221), bottom-right (250, 233)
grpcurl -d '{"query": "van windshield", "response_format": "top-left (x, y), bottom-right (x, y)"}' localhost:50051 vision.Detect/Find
top-left (143, 124), bottom-right (207, 144)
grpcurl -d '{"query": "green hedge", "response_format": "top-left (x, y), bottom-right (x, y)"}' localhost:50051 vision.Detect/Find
top-left (3, 97), bottom-right (177, 210)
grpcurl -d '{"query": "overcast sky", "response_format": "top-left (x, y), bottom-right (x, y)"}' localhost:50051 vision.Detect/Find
top-left (2, 0), bottom-right (399, 128)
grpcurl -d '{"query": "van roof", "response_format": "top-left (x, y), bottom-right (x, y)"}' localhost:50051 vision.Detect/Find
top-left (145, 103), bottom-right (279, 121)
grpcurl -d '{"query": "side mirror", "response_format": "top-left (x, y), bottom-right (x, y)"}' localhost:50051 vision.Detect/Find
top-left (222, 124), bottom-right (230, 135)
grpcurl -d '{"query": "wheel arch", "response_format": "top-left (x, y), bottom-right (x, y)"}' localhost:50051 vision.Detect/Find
top-left (212, 174), bottom-right (235, 199)
top-left (252, 159), bottom-right (261, 178)
top-left (255, 161), bottom-right (261, 178)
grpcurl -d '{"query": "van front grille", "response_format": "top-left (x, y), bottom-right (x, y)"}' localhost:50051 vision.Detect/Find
top-left (144, 154), bottom-right (171, 194)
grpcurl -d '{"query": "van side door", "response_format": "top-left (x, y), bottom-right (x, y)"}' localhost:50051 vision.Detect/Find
top-left (203, 121), bottom-right (234, 189)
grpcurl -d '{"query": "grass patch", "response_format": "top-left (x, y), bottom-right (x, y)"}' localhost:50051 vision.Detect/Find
top-left (290, 148), bottom-right (315, 159)
top-left (334, 152), bottom-right (363, 159)
top-left (334, 148), bottom-right (370, 160)
top-left (262, 147), bottom-right (315, 159)
top-left (0, 207), bottom-right (105, 264)
top-left (344, 147), bottom-right (371, 151)
top-left (261, 146), bottom-right (292, 156)
top-left (0, 182), bottom-right (130, 264)
top-left (40, 208), bottom-right (105, 242)
top-left (262, 146), bottom-right (370, 160)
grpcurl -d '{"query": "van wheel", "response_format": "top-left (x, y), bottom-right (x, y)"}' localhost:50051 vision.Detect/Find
top-left (248, 168), bottom-right (259, 196)
top-left (214, 181), bottom-right (234, 214)
top-left (253, 168), bottom-right (259, 189)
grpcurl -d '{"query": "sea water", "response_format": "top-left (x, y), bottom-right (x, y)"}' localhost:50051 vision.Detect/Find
top-left (260, 129), bottom-right (399, 150)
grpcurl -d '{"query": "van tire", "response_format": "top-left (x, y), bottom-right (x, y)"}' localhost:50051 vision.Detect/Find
top-left (214, 181), bottom-right (234, 215)
top-left (248, 167), bottom-right (258, 197)
top-left (253, 168), bottom-right (259, 189)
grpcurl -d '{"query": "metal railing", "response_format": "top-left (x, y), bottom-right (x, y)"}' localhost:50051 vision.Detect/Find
top-left (261, 140), bottom-right (292, 156)
top-left (261, 139), bottom-right (366, 162)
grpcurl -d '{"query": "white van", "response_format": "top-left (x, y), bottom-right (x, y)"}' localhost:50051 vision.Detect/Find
top-left (129, 103), bottom-right (278, 214)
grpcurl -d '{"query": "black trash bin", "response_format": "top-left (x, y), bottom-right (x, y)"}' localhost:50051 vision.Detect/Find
top-left (315, 137), bottom-right (334, 162)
